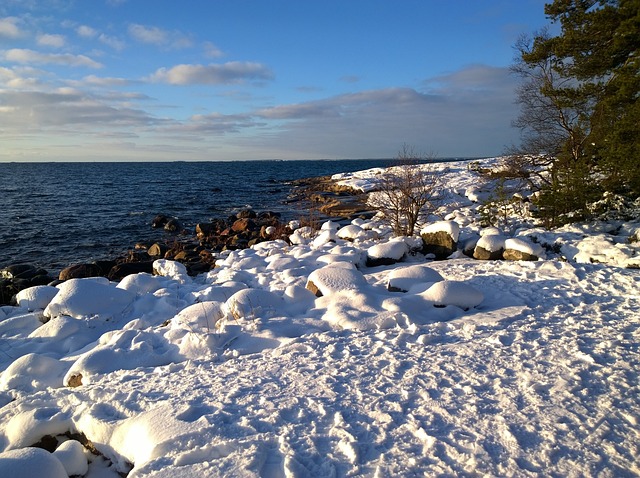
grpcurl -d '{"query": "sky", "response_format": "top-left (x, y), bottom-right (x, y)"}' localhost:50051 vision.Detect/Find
top-left (0, 0), bottom-right (552, 162)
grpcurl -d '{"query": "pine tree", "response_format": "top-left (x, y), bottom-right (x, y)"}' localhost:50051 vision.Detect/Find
top-left (512, 0), bottom-right (639, 225)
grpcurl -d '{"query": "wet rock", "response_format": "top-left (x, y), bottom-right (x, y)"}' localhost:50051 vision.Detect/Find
top-left (164, 218), bottom-right (182, 232)
top-left (59, 263), bottom-right (103, 281)
top-left (151, 214), bottom-right (170, 228)
top-left (0, 264), bottom-right (39, 280)
top-left (107, 261), bottom-right (154, 281)
top-left (237, 208), bottom-right (257, 219)
top-left (148, 243), bottom-right (169, 258)
top-left (232, 218), bottom-right (257, 233)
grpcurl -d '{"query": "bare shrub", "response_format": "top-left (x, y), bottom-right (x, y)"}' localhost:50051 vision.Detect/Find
top-left (369, 145), bottom-right (444, 236)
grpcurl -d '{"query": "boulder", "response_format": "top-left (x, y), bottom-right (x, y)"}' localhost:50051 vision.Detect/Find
top-left (147, 243), bottom-right (169, 258)
top-left (387, 264), bottom-right (444, 292)
top-left (366, 240), bottom-right (408, 267)
top-left (232, 218), bottom-right (257, 233)
top-left (151, 214), bottom-right (170, 228)
top-left (503, 237), bottom-right (544, 261)
top-left (236, 208), bottom-right (257, 219)
top-left (420, 221), bottom-right (460, 259)
top-left (107, 261), bottom-right (154, 281)
top-left (306, 262), bottom-right (367, 297)
top-left (164, 218), bottom-right (182, 232)
top-left (0, 264), bottom-right (40, 280)
top-left (59, 263), bottom-right (102, 281)
top-left (473, 234), bottom-right (506, 260)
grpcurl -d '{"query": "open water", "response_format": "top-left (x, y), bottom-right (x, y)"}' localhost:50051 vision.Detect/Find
top-left (0, 160), bottom-right (393, 273)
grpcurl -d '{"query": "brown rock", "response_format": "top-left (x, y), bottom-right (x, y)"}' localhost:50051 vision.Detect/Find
top-left (59, 263), bottom-right (102, 281)
top-left (503, 249), bottom-right (538, 261)
top-left (148, 243), bottom-right (168, 257)
top-left (421, 231), bottom-right (457, 259)
top-left (473, 246), bottom-right (504, 260)
top-left (67, 373), bottom-right (83, 387)
top-left (232, 218), bottom-right (257, 233)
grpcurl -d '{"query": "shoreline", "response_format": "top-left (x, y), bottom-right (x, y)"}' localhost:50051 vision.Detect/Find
top-left (0, 174), bottom-right (373, 305)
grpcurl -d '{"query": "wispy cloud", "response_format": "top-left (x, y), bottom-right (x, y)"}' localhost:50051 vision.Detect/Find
top-left (36, 33), bottom-right (65, 48)
top-left (2, 48), bottom-right (103, 68)
top-left (128, 23), bottom-right (192, 49)
top-left (150, 61), bottom-right (273, 85)
top-left (76, 25), bottom-right (97, 38)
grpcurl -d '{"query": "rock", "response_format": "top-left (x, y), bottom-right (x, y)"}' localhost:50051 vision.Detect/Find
top-left (306, 262), bottom-right (367, 297)
top-left (420, 221), bottom-right (460, 259)
top-left (164, 218), bottom-right (182, 232)
top-left (196, 223), bottom-right (217, 239)
top-left (67, 373), bottom-right (83, 387)
top-left (147, 243), bottom-right (169, 257)
top-left (387, 265), bottom-right (444, 292)
top-left (232, 218), bottom-right (257, 233)
top-left (503, 249), bottom-right (539, 261)
top-left (473, 234), bottom-right (506, 260)
top-left (236, 208), bottom-right (257, 219)
top-left (0, 264), bottom-right (39, 280)
top-left (366, 240), bottom-right (408, 267)
top-left (59, 263), bottom-right (102, 281)
top-left (151, 214), bottom-right (170, 228)
top-left (107, 261), bottom-right (154, 281)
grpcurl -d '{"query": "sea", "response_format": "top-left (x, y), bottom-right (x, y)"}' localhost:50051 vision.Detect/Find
top-left (0, 160), bottom-right (396, 274)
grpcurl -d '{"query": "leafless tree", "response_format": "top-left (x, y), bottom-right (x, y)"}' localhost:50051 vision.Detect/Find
top-left (370, 145), bottom-right (443, 236)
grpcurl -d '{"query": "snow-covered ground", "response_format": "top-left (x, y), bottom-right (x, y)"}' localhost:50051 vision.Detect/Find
top-left (1, 158), bottom-right (639, 477)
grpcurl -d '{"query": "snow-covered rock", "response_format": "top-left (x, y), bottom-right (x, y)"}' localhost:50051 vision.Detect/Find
top-left (0, 353), bottom-right (68, 392)
top-left (44, 278), bottom-right (135, 321)
top-left (0, 447), bottom-right (68, 478)
top-left (474, 234), bottom-right (507, 260)
top-left (504, 237), bottom-right (545, 261)
top-left (53, 440), bottom-right (88, 477)
top-left (422, 280), bottom-right (484, 309)
top-left (306, 262), bottom-right (367, 297)
top-left (366, 239), bottom-right (408, 266)
top-left (387, 264), bottom-right (444, 292)
top-left (14, 286), bottom-right (59, 311)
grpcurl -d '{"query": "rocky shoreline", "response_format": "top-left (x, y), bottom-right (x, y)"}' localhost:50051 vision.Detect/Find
top-left (0, 176), bottom-right (374, 306)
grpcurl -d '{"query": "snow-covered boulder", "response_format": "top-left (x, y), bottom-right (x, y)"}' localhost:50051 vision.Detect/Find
top-left (306, 262), bottom-right (367, 297)
top-left (53, 440), bottom-right (88, 477)
top-left (152, 259), bottom-right (189, 283)
top-left (503, 238), bottom-right (545, 261)
top-left (225, 288), bottom-right (283, 320)
top-left (366, 239), bottom-right (408, 267)
top-left (15, 286), bottom-right (59, 311)
top-left (0, 353), bottom-right (68, 392)
top-left (170, 301), bottom-right (225, 333)
top-left (422, 280), bottom-right (484, 309)
top-left (420, 221), bottom-right (460, 259)
top-left (44, 278), bottom-right (135, 321)
top-left (473, 234), bottom-right (507, 260)
top-left (387, 264), bottom-right (444, 292)
top-left (0, 447), bottom-right (68, 478)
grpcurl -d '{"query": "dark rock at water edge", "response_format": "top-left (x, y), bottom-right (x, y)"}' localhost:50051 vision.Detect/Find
top-left (0, 264), bottom-right (55, 306)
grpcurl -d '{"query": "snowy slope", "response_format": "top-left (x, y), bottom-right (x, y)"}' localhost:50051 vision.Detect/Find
top-left (0, 158), bottom-right (639, 477)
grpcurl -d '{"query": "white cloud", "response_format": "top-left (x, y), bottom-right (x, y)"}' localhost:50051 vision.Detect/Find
top-left (98, 33), bottom-right (125, 50)
top-left (0, 17), bottom-right (22, 39)
top-left (80, 74), bottom-right (132, 87)
top-left (77, 25), bottom-right (97, 38)
top-left (128, 23), bottom-right (192, 48)
top-left (36, 33), bottom-right (65, 48)
top-left (128, 23), bottom-right (166, 44)
top-left (2, 48), bottom-right (103, 68)
top-left (150, 62), bottom-right (273, 85)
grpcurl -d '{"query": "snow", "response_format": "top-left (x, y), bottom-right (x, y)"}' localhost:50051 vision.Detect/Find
top-left (0, 157), bottom-right (639, 477)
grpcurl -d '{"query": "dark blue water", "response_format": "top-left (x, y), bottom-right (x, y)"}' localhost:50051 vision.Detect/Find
top-left (0, 160), bottom-right (393, 273)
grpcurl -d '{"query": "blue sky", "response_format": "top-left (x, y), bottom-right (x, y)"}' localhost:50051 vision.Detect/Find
top-left (0, 0), bottom-right (551, 161)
